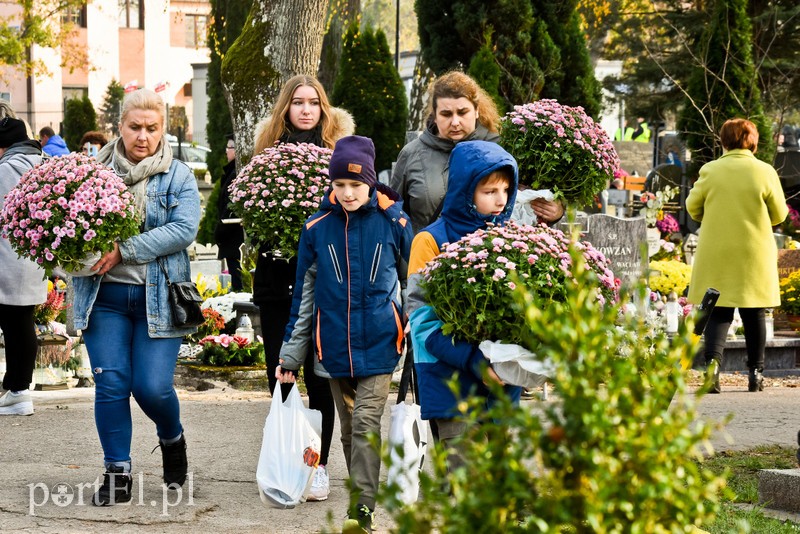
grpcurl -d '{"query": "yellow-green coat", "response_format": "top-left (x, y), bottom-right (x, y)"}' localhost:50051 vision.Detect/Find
top-left (686, 149), bottom-right (788, 307)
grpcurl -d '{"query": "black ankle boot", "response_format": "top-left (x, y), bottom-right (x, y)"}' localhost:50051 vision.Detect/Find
top-left (748, 368), bottom-right (764, 392)
top-left (92, 465), bottom-right (132, 506)
top-left (157, 434), bottom-right (187, 488)
top-left (706, 358), bottom-right (721, 394)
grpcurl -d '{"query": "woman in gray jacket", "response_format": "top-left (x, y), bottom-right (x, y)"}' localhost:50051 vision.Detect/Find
top-left (390, 71), bottom-right (564, 234)
top-left (0, 116), bottom-right (46, 417)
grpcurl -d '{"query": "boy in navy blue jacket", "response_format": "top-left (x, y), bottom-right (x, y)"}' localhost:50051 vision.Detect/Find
top-left (406, 140), bottom-right (522, 473)
top-left (277, 135), bottom-right (413, 533)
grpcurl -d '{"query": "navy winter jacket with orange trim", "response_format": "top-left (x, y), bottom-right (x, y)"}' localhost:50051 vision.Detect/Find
top-left (279, 186), bottom-right (413, 378)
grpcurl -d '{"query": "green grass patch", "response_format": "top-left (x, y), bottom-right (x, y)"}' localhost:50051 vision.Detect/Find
top-left (701, 446), bottom-right (800, 532)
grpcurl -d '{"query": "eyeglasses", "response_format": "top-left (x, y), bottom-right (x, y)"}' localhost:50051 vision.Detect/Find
top-left (226, 145), bottom-right (235, 150)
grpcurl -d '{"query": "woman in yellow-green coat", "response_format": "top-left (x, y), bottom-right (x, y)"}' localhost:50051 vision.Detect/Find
top-left (686, 118), bottom-right (788, 393)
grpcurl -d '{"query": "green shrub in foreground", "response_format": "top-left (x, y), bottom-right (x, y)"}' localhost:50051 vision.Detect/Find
top-left (381, 247), bottom-right (727, 533)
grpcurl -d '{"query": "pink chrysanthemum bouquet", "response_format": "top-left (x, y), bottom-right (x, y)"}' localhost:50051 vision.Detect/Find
top-left (500, 100), bottom-right (620, 206)
top-left (421, 221), bottom-right (618, 346)
top-left (0, 153), bottom-right (139, 276)
top-left (228, 142), bottom-right (332, 258)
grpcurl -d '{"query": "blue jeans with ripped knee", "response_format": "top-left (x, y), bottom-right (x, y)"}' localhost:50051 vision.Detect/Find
top-left (82, 283), bottom-right (183, 470)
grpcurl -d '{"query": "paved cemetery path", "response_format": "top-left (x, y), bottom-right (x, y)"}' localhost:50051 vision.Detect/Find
top-left (1, 382), bottom-right (798, 533)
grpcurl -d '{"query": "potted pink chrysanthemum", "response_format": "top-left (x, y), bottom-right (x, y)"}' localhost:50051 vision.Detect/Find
top-left (228, 142), bottom-right (332, 258)
top-left (420, 221), bottom-right (618, 386)
top-left (0, 153), bottom-right (139, 276)
top-left (422, 220), bottom-right (618, 346)
top-left (500, 100), bottom-right (620, 207)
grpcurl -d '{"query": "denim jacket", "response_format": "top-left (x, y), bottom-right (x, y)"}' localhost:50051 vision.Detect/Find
top-left (72, 161), bottom-right (201, 338)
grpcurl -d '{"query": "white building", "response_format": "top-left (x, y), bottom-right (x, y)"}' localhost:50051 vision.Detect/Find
top-left (594, 59), bottom-right (624, 140)
top-left (0, 0), bottom-right (211, 144)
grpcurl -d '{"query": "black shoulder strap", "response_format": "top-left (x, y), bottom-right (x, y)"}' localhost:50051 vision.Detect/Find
top-left (431, 198), bottom-right (444, 223)
top-left (395, 350), bottom-right (418, 404)
top-left (156, 257), bottom-right (172, 285)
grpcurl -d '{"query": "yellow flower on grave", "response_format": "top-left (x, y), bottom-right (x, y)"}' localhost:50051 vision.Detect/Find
top-left (193, 273), bottom-right (231, 300)
top-left (779, 271), bottom-right (800, 315)
top-left (649, 260), bottom-right (692, 296)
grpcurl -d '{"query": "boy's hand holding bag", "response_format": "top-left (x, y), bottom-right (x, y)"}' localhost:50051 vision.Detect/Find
top-left (256, 383), bottom-right (323, 509)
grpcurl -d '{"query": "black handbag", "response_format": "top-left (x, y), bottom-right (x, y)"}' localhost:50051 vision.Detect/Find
top-left (157, 258), bottom-right (204, 328)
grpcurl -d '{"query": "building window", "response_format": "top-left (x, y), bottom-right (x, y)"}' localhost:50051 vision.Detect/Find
top-left (63, 87), bottom-right (89, 101)
top-left (119, 0), bottom-right (144, 29)
top-left (62, 5), bottom-right (87, 28)
top-left (185, 14), bottom-right (208, 48)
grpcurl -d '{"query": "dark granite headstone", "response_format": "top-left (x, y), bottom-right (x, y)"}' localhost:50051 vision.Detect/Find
top-left (582, 214), bottom-right (647, 283)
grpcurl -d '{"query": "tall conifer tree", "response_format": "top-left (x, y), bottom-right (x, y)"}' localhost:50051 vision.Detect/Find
top-left (678, 0), bottom-right (771, 174)
top-left (332, 22), bottom-right (408, 172)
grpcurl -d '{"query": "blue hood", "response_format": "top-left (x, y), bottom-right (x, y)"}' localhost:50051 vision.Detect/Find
top-left (43, 134), bottom-right (70, 156)
top-left (439, 141), bottom-right (518, 242)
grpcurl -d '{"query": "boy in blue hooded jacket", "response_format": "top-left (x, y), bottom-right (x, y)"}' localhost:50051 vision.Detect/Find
top-left (276, 136), bottom-right (413, 533)
top-left (406, 140), bottom-right (523, 473)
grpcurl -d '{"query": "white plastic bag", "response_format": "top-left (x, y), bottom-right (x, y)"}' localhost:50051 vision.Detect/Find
top-left (511, 189), bottom-right (555, 226)
top-left (256, 384), bottom-right (322, 508)
top-left (387, 402), bottom-right (427, 505)
top-left (478, 340), bottom-right (554, 388)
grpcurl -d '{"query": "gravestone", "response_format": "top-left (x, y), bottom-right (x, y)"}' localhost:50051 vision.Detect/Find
top-left (581, 214), bottom-right (647, 284)
top-left (778, 249), bottom-right (800, 280)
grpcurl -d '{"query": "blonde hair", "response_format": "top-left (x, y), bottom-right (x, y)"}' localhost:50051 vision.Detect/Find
top-left (254, 75), bottom-right (337, 154)
top-left (0, 100), bottom-right (16, 119)
top-left (425, 71), bottom-right (501, 133)
top-left (0, 100), bottom-right (33, 139)
top-left (120, 89), bottom-right (166, 127)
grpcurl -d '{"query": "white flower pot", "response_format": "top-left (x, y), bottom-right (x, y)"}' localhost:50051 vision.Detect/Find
top-left (66, 252), bottom-right (102, 277)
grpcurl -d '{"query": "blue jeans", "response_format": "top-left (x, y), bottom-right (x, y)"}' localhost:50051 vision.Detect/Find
top-left (82, 283), bottom-right (183, 469)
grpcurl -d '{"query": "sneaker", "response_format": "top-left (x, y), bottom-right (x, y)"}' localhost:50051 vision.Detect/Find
top-left (0, 389), bottom-right (33, 416)
top-left (342, 504), bottom-right (374, 534)
top-left (307, 465), bottom-right (329, 501)
top-left (92, 465), bottom-right (132, 506)
top-left (154, 434), bottom-right (188, 488)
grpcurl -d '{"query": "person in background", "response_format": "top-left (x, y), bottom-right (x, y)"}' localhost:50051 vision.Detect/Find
top-left (405, 140), bottom-right (522, 474)
top-left (390, 71), bottom-right (562, 412)
top-left (214, 134), bottom-right (244, 291)
top-left (614, 119), bottom-right (634, 141)
top-left (251, 74), bottom-right (354, 502)
top-left (0, 115), bottom-right (47, 416)
top-left (686, 118), bottom-right (788, 394)
top-left (390, 70), bottom-right (563, 240)
top-left (79, 131), bottom-right (109, 157)
top-left (277, 136), bottom-right (413, 533)
top-left (38, 126), bottom-right (69, 156)
top-left (630, 117), bottom-right (651, 143)
top-left (72, 88), bottom-right (201, 505)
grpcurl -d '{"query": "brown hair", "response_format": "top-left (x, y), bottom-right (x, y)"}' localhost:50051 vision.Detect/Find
top-left (477, 169), bottom-right (513, 189)
top-left (719, 118), bottom-right (759, 153)
top-left (425, 71), bottom-right (501, 133)
top-left (254, 75), bottom-right (336, 154)
top-left (79, 130), bottom-right (109, 148)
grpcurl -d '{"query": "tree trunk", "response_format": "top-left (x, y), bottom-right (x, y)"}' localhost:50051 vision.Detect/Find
top-left (220, 0), bottom-right (329, 164)
top-left (317, 0), bottom-right (361, 94)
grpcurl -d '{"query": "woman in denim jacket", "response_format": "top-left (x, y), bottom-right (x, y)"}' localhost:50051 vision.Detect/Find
top-left (71, 89), bottom-right (200, 506)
